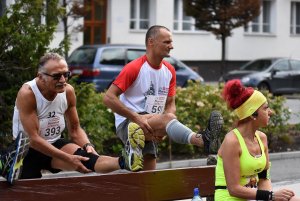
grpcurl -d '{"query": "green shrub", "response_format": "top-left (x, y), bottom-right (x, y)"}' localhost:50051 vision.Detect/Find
top-left (71, 80), bottom-right (291, 160)
top-left (69, 78), bottom-right (121, 155)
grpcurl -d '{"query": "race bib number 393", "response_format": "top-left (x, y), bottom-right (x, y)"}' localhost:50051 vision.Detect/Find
top-left (145, 95), bottom-right (167, 114)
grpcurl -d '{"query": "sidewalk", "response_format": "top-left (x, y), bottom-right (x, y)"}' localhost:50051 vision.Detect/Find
top-left (171, 151), bottom-right (300, 200)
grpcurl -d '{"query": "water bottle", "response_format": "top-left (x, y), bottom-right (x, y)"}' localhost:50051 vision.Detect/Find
top-left (191, 187), bottom-right (203, 201)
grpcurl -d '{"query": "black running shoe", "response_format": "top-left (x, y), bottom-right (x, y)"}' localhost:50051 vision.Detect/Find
top-left (1, 131), bottom-right (30, 184)
top-left (200, 110), bottom-right (223, 154)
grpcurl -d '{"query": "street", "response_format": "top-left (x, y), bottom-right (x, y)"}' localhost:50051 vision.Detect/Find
top-left (285, 97), bottom-right (300, 125)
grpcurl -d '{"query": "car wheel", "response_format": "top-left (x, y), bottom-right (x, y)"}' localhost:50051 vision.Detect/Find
top-left (258, 82), bottom-right (270, 92)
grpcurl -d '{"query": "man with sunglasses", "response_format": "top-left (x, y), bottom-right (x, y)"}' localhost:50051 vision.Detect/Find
top-left (12, 52), bottom-right (138, 180)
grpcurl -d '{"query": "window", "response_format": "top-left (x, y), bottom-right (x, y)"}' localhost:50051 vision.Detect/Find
top-left (67, 47), bottom-right (97, 65)
top-left (291, 1), bottom-right (300, 35)
top-left (291, 60), bottom-right (300, 70)
top-left (127, 49), bottom-right (145, 63)
top-left (100, 48), bottom-right (126, 65)
top-left (84, 0), bottom-right (107, 44)
top-left (173, 0), bottom-right (198, 31)
top-left (130, 0), bottom-right (149, 30)
top-left (245, 0), bottom-right (274, 34)
top-left (273, 60), bottom-right (290, 71)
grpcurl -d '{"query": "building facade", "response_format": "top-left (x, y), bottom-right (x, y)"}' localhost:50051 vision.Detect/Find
top-left (2, 0), bottom-right (300, 80)
top-left (65, 0), bottom-right (300, 61)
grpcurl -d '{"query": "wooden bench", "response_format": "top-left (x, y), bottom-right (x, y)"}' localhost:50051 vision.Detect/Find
top-left (0, 166), bottom-right (215, 201)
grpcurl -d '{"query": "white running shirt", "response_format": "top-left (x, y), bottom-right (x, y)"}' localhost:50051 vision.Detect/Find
top-left (12, 79), bottom-right (68, 143)
top-left (113, 55), bottom-right (176, 128)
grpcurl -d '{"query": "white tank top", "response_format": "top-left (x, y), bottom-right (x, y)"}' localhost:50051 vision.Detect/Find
top-left (12, 79), bottom-right (68, 143)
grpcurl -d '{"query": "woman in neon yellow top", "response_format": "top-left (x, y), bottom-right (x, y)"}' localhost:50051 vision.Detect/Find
top-left (215, 79), bottom-right (300, 201)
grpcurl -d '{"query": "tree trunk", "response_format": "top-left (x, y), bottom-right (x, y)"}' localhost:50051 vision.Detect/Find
top-left (221, 34), bottom-right (226, 77)
top-left (63, 0), bottom-right (68, 58)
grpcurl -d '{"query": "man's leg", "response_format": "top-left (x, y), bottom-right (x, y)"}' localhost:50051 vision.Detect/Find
top-left (116, 120), bottom-right (145, 171)
top-left (143, 154), bottom-right (156, 170)
top-left (0, 131), bottom-right (30, 184)
top-left (52, 142), bottom-right (136, 173)
top-left (145, 110), bottom-right (224, 154)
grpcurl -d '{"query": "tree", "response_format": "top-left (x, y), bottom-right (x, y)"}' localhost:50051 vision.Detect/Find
top-left (183, 0), bottom-right (261, 75)
top-left (0, 0), bottom-right (64, 147)
top-left (55, 0), bottom-right (86, 58)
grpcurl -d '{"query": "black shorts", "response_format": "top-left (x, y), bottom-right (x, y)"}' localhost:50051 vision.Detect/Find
top-left (20, 138), bottom-right (70, 179)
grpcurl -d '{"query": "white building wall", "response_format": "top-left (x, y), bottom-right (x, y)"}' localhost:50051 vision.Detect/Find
top-left (109, 0), bottom-right (145, 45)
top-left (227, 0), bottom-right (300, 60)
top-left (51, 0), bottom-right (300, 61)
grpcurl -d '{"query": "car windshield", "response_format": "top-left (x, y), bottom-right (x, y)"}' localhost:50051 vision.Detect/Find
top-left (240, 59), bottom-right (274, 71)
top-left (67, 47), bottom-right (97, 65)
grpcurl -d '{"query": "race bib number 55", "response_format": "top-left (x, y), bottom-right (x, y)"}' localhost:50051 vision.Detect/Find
top-left (144, 95), bottom-right (167, 114)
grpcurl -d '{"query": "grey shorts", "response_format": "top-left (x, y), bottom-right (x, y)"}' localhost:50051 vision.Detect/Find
top-left (116, 118), bottom-right (158, 157)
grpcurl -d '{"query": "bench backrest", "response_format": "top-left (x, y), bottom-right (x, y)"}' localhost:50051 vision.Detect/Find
top-left (0, 166), bottom-right (215, 201)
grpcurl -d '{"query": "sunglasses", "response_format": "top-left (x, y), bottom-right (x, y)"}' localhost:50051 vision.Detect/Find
top-left (42, 71), bottom-right (71, 80)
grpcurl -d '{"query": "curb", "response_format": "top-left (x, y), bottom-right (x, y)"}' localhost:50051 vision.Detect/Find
top-left (156, 150), bottom-right (300, 169)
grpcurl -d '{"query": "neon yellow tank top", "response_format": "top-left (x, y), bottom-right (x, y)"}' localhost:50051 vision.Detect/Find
top-left (215, 128), bottom-right (267, 201)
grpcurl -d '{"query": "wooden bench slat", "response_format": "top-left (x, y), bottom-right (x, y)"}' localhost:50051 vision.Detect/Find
top-left (0, 166), bottom-right (215, 201)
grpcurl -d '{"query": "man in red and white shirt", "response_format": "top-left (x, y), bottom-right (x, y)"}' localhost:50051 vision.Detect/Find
top-left (104, 25), bottom-right (223, 171)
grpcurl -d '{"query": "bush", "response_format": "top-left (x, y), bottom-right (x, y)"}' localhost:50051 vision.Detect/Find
top-left (71, 80), bottom-right (291, 160)
top-left (68, 78), bottom-right (122, 155)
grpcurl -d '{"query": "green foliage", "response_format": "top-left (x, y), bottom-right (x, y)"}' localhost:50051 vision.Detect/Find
top-left (71, 80), bottom-right (291, 159)
top-left (167, 82), bottom-right (291, 158)
top-left (0, 0), bottom-right (66, 148)
top-left (68, 78), bottom-right (120, 154)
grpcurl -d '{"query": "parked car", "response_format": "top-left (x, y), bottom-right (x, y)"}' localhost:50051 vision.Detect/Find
top-left (67, 44), bottom-right (204, 92)
top-left (219, 57), bottom-right (300, 95)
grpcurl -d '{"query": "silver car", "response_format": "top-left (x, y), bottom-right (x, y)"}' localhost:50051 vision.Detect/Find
top-left (219, 57), bottom-right (300, 95)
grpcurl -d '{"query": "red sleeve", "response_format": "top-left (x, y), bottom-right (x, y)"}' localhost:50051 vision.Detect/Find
top-left (113, 55), bottom-right (147, 92)
top-left (163, 60), bottom-right (176, 97)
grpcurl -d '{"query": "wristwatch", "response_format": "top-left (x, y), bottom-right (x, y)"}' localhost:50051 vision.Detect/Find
top-left (83, 142), bottom-right (95, 150)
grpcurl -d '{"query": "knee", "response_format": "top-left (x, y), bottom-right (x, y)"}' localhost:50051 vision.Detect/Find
top-left (162, 113), bottom-right (177, 122)
top-left (73, 148), bottom-right (99, 171)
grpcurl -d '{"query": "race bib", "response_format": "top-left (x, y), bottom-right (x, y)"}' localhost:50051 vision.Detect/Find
top-left (39, 115), bottom-right (65, 141)
top-left (144, 95), bottom-right (167, 114)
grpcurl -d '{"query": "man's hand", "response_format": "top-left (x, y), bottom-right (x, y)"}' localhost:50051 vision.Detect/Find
top-left (134, 114), bottom-right (155, 137)
top-left (83, 143), bottom-right (99, 155)
top-left (69, 155), bottom-right (92, 173)
top-left (85, 146), bottom-right (99, 155)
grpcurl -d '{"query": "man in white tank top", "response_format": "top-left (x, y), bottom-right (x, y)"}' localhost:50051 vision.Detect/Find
top-left (104, 25), bottom-right (224, 171)
top-left (11, 53), bottom-right (139, 181)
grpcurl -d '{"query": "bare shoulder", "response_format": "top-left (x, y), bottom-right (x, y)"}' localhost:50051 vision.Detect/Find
top-left (65, 83), bottom-right (75, 94)
top-left (65, 83), bottom-right (76, 107)
top-left (219, 130), bottom-right (241, 156)
top-left (222, 130), bottom-right (239, 146)
top-left (17, 83), bottom-right (35, 101)
top-left (256, 130), bottom-right (268, 143)
top-left (16, 83), bottom-right (36, 109)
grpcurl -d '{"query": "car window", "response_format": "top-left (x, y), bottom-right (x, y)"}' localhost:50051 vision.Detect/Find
top-left (290, 60), bottom-right (300, 71)
top-left (273, 60), bottom-right (290, 71)
top-left (67, 48), bottom-right (97, 65)
top-left (100, 48), bottom-right (126, 65)
top-left (163, 57), bottom-right (185, 70)
top-left (241, 59), bottom-right (272, 71)
top-left (127, 49), bottom-right (145, 63)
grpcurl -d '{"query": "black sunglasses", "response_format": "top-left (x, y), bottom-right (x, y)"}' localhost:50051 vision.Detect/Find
top-left (42, 71), bottom-right (71, 80)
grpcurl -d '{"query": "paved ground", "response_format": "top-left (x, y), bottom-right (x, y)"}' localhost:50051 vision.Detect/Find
top-left (172, 151), bottom-right (300, 200)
